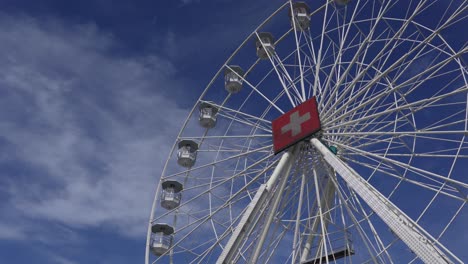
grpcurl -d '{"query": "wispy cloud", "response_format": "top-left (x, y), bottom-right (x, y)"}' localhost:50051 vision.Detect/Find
top-left (0, 13), bottom-right (188, 243)
top-left (180, 0), bottom-right (200, 6)
top-left (50, 255), bottom-right (79, 264)
top-left (0, 221), bottom-right (26, 240)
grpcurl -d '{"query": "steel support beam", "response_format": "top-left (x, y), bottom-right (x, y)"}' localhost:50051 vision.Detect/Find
top-left (249, 145), bottom-right (300, 263)
top-left (216, 145), bottom-right (300, 264)
top-left (300, 154), bottom-right (336, 263)
top-left (310, 138), bottom-right (456, 264)
top-left (300, 180), bottom-right (335, 263)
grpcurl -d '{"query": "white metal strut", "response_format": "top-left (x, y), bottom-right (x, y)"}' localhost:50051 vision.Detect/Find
top-left (216, 145), bottom-right (300, 264)
top-left (310, 138), bottom-right (457, 264)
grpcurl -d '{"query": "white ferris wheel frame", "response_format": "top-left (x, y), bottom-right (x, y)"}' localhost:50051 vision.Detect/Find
top-left (145, 0), bottom-right (468, 263)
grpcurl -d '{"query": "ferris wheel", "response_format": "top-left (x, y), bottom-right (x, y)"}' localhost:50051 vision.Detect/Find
top-left (145, 0), bottom-right (468, 263)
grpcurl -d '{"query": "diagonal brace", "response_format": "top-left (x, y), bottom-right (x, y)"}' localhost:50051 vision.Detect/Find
top-left (310, 138), bottom-right (460, 264)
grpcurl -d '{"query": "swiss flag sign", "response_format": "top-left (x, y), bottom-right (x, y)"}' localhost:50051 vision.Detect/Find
top-left (272, 97), bottom-right (321, 154)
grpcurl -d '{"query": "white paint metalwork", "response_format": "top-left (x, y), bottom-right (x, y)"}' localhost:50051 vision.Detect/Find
top-left (145, 0), bottom-right (467, 263)
top-left (217, 146), bottom-right (299, 264)
top-left (311, 138), bottom-right (456, 264)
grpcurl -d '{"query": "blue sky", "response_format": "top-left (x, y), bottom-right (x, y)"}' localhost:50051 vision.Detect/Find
top-left (0, 0), bottom-right (284, 263)
top-left (1, 0), bottom-right (467, 263)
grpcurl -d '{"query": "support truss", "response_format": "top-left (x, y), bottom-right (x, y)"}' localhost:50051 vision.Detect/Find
top-left (310, 138), bottom-right (460, 264)
top-left (216, 145), bottom-right (300, 264)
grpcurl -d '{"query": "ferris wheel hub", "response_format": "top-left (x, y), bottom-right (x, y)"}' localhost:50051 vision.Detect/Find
top-left (272, 96), bottom-right (321, 154)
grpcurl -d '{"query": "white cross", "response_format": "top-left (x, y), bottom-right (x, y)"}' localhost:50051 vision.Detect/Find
top-left (281, 111), bottom-right (310, 136)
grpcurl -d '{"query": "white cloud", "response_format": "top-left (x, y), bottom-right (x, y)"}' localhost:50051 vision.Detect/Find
top-left (180, 0), bottom-right (199, 5)
top-left (48, 252), bottom-right (80, 264)
top-left (0, 13), bottom-right (190, 241)
top-left (0, 222), bottom-right (26, 240)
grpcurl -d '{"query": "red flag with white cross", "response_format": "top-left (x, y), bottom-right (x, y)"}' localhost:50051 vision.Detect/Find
top-left (272, 97), bottom-right (321, 154)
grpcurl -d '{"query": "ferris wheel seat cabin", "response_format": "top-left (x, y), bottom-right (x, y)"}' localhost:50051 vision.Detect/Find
top-left (255, 32), bottom-right (275, 60)
top-left (176, 140), bottom-right (199, 168)
top-left (150, 223), bottom-right (174, 256)
top-left (160, 180), bottom-right (183, 210)
top-left (289, 2), bottom-right (311, 31)
top-left (224, 65), bottom-right (244, 94)
top-left (198, 102), bottom-right (219, 128)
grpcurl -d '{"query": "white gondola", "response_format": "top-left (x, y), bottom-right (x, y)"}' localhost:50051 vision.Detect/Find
top-left (224, 65), bottom-right (244, 94)
top-left (289, 2), bottom-right (311, 31)
top-left (160, 180), bottom-right (183, 210)
top-left (199, 102), bottom-right (219, 128)
top-left (177, 140), bottom-right (198, 168)
top-left (255, 32), bottom-right (275, 60)
top-left (150, 223), bottom-right (174, 256)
